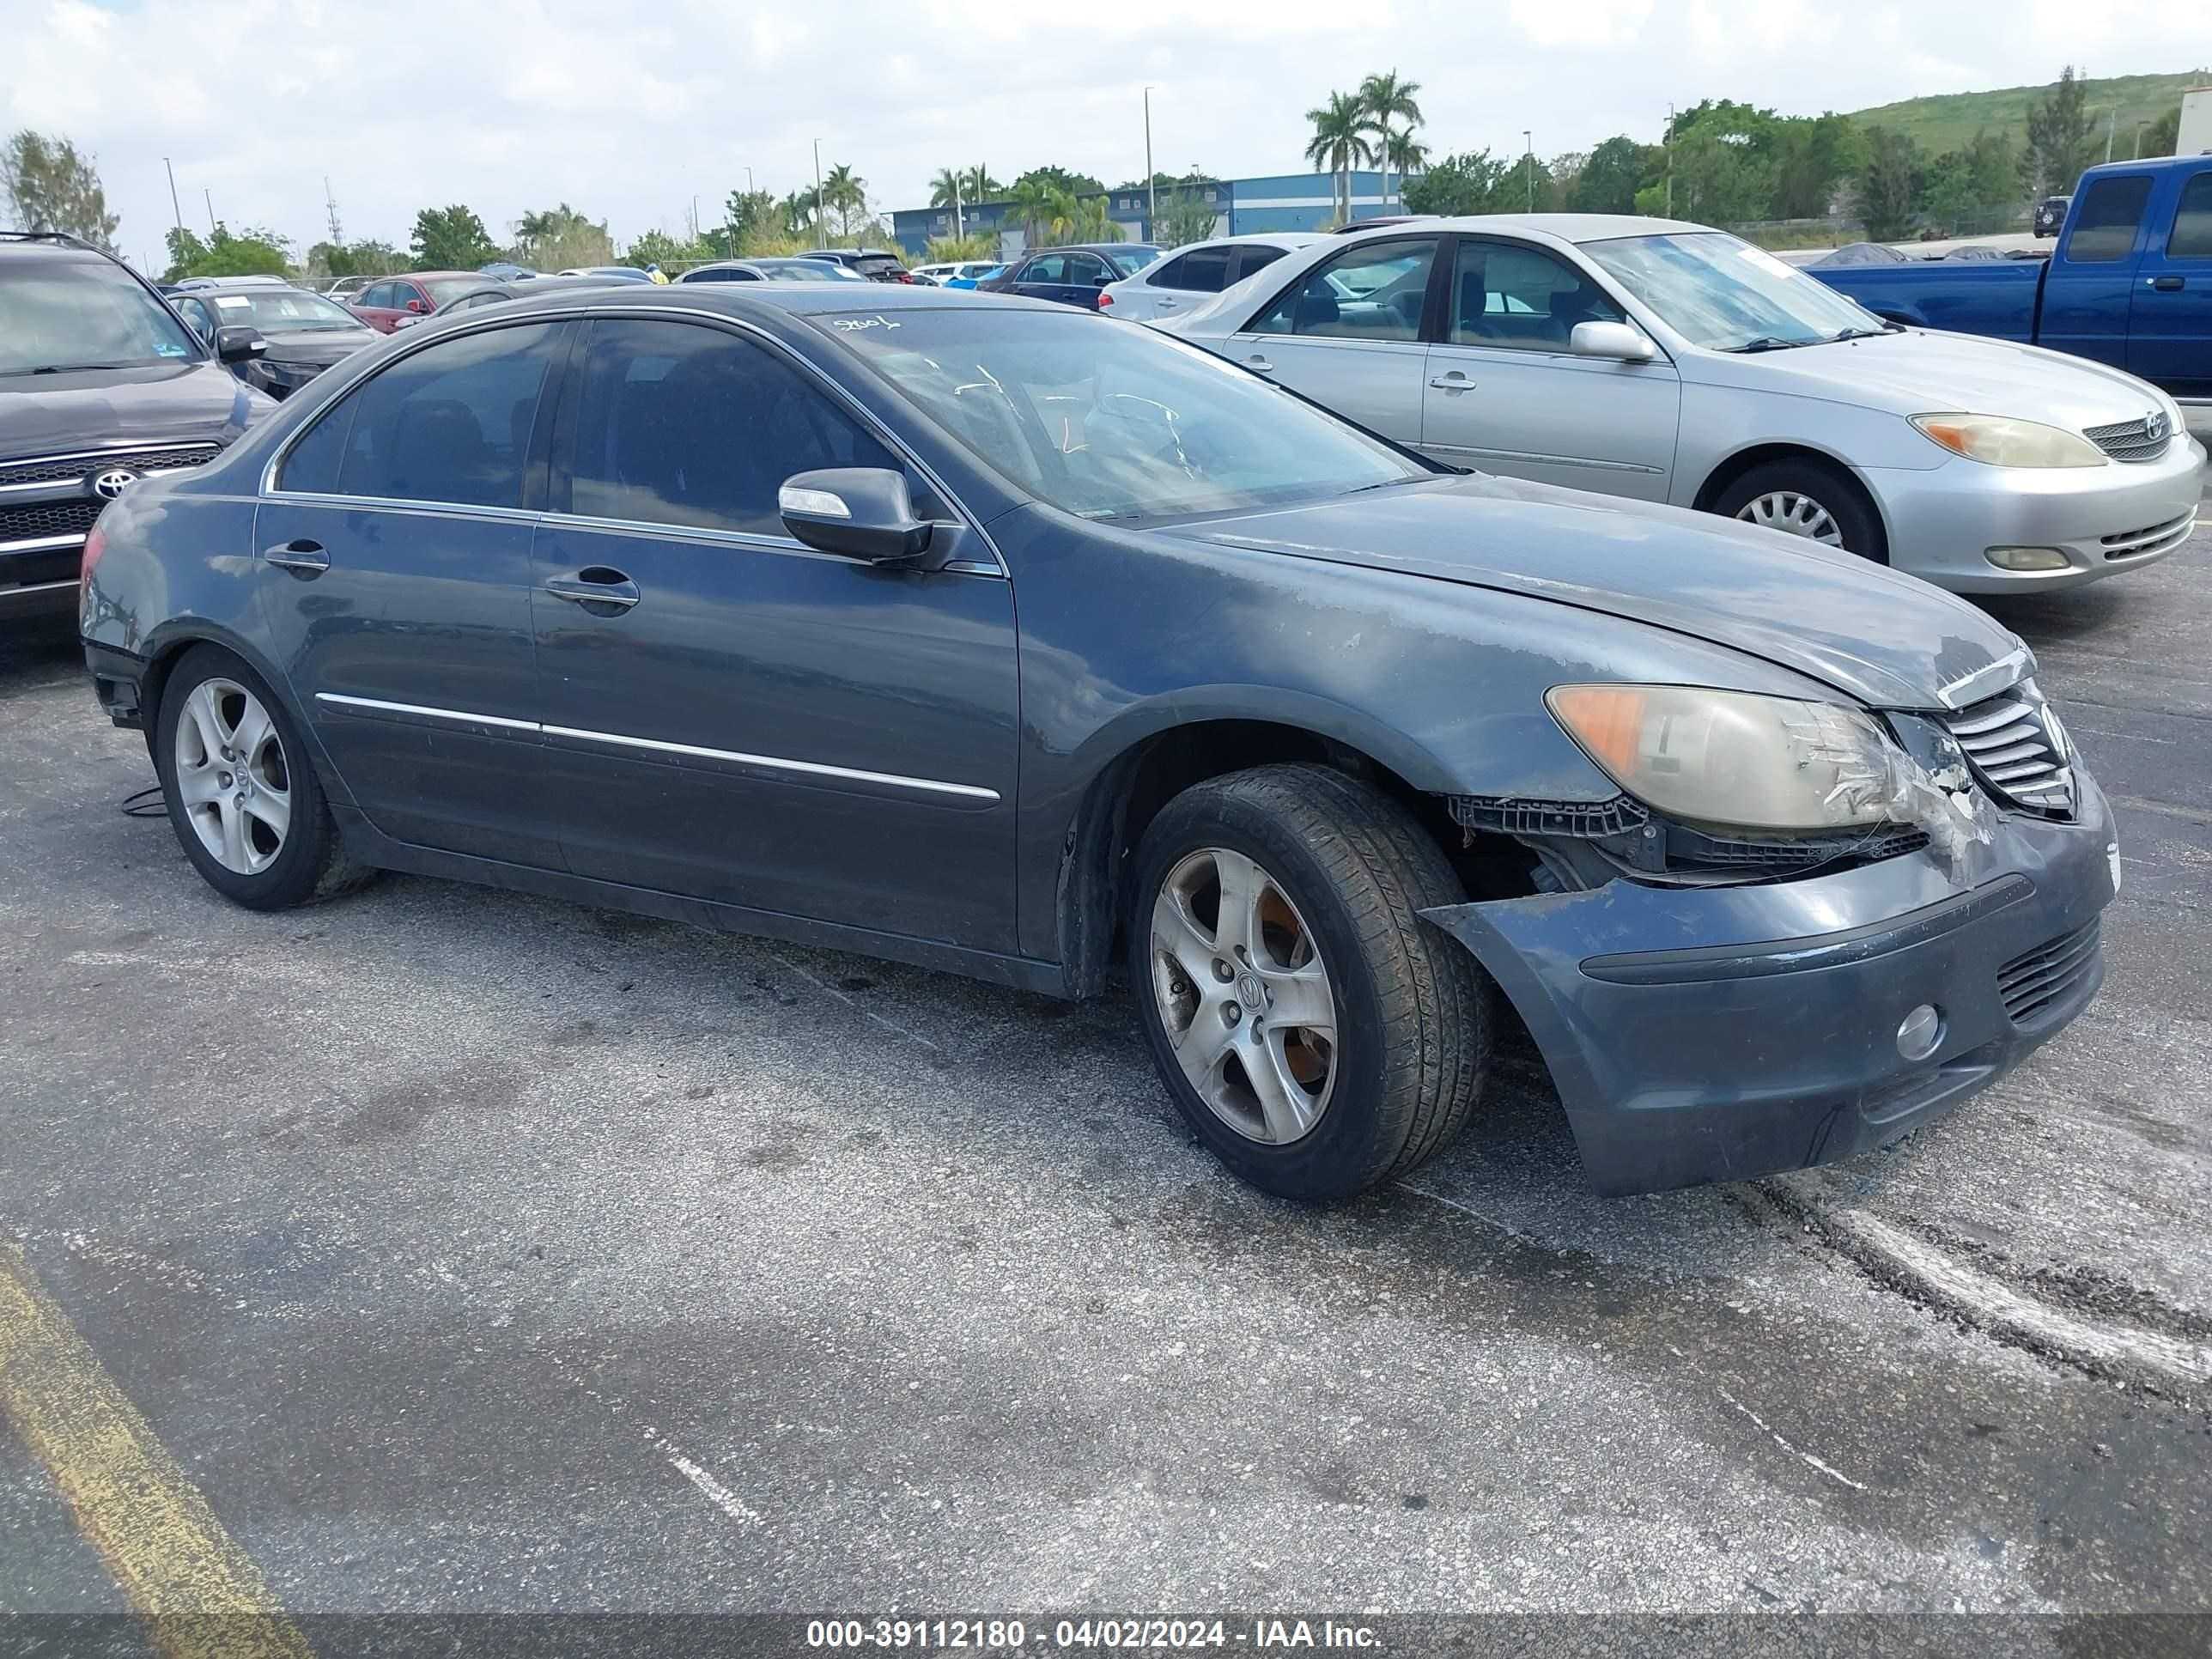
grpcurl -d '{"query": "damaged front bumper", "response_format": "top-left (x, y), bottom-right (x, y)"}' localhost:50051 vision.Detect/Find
top-left (1421, 774), bottom-right (2117, 1196)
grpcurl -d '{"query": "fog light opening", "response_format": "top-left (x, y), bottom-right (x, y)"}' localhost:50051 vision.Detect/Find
top-left (1984, 545), bottom-right (2071, 572)
top-left (1897, 1003), bottom-right (1944, 1061)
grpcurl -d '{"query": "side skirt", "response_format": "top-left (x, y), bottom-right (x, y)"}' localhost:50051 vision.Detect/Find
top-left (331, 805), bottom-right (1073, 998)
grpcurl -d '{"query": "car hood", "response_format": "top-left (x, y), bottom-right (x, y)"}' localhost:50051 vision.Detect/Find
top-left (0, 361), bottom-right (262, 460)
top-left (1693, 325), bottom-right (2171, 428)
top-left (1161, 473), bottom-right (2024, 710)
top-left (258, 327), bottom-right (376, 364)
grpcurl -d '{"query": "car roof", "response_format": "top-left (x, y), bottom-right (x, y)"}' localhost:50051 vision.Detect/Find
top-left (1027, 243), bottom-right (1158, 255)
top-left (473, 279), bottom-right (1054, 321)
top-left (1414, 212), bottom-right (1709, 244)
top-left (0, 234), bottom-right (111, 266)
top-left (380, 270), bottom-right (477, 283)
top-left (181, 281), bottom-right (330, 296)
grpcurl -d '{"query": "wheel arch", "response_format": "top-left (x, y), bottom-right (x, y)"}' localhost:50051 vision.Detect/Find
top-left (1691, 441), bottom-right (1894, 562)
top-left (136, 622), bottom-right (356, 809)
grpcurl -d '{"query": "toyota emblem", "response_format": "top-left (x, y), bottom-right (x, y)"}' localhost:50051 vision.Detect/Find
top-left (88, 467), bottom-right (140, 501)
top-left (2144, 410), bottom-right (2168, 444)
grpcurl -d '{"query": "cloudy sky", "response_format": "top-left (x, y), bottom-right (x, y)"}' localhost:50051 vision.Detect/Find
top-left (3, 0), bottom-right (2204, 267)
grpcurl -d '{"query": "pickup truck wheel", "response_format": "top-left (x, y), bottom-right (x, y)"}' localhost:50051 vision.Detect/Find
top-left (1715, 459), bottom-right (1887, 563)
top-left (1128, 764), bottom-right (1491, 1202)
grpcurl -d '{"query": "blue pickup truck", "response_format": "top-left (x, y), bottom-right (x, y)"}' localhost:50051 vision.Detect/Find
top-left (1814, 155), bottom-right (2212, 400)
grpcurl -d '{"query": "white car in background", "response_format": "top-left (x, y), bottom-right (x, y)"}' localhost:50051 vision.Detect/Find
top-left (913, 260), bottom-right (1003, 289)
top-left (1155, 214), bottom-right (2203, 592)
top-left (1098, 233), bottom-right (1321, 322)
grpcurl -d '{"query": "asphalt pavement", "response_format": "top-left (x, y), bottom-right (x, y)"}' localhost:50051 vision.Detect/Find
top-left (3, 520), bottom-right (2209, 1633)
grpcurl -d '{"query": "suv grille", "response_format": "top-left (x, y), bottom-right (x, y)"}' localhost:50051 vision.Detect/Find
top-left (0, 498), bottom-right (101, 544)
top-left (0, 442), bottom-right (218, 489)
top-left (2082, 415), bottom-right (2171, 464)
top-left (1997, 919), bottom-right (2100, 1025)
top-left (1940, 678), bottom-right (2075, 817)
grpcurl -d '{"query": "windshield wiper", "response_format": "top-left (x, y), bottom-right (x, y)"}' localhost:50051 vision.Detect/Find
top-left (1723, 337), bottom-right (1815, 354)
top-left (1829, 325), bottom-right (1888, 343)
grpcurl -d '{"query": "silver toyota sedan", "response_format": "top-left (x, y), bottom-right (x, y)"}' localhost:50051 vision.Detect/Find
top-left (1158, 215), bottom-right (2205, 592)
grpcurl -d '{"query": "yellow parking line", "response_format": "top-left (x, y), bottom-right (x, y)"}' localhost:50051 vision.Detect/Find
top-left (0, 1245), bottom-right (313, 1659)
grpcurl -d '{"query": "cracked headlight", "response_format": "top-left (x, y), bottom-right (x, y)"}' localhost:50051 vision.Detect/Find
top-left (1910, 413), bottom-right (2106, 468)
top-left (1546, 684), bottom-right (1915, 833)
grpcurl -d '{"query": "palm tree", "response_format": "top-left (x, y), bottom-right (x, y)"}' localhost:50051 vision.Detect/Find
top-left (961, 165), bottom-right (1003, 204)
top-left (1304, 91), bottom-right (1373, 224)
top-left (1384, 129), bottom-right (1430, 184)
top-left (777, 188), bottom-right (816, 237)
top-left (929, 168), bottom-right (964, 208)
top-left (821, 164), bottom-right (866, 239)
top-left (1358, 70), bottom-right (1425, 209)
top-left (1006, 176), bottom-right (1058, 248)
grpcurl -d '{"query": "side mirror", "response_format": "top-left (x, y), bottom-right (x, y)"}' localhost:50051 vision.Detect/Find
top-left (779, 468), bottom-right (933, 563)
top-left (1571, 320), bottom-right (1656, 362)
top-left (406, 298), bottom-right (428, 313)
top-left (215, 325), bottom-right (268, 364)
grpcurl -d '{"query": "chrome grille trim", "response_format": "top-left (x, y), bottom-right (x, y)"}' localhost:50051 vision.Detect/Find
top-left (1940, 678), bottom-right (2075, 817)
top-left (0, 441), bottom-right (220, 489)
top-left (2082, 415), bottom-right (2171, 464)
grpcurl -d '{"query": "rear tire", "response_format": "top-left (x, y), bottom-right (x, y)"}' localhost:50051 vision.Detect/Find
top-left (1127, 763), bottom-right (1491, 1201)
top-left (155, 644), bottom-right (371, 910)
top-left (1713, 458), bottom-right (1887, 563)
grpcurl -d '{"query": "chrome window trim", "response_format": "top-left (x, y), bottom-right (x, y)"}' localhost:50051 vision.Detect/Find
top-left (258, 301), bottom-right (1009, 578)
top-left (0, 535), bottom-right (86, 555)
top-left (261, 490), bottom-right (544, 527)
top-left (313, 691), bottom-right (1000, 800)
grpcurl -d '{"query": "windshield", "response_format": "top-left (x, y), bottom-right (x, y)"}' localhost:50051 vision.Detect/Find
top-left (767, 259), bottom-right (864, 282)
top-left (1583, 231), bottom-right (1883, 351)
top-left (0, 259), bottom-right (202, 375)
top-left (423, 276), bottom-right (485, 306)
top-left (825, 307), bottom-right (1424, 523)
top-left (1105, 246), bottom-right (1159, 276)
top-left (205, 289), bottom-right (363, 331)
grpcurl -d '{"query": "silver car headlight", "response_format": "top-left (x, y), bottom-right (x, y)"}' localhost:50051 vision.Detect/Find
top-left (1910, 413), bottom-right (2106, 469)
top-left (1546, 684), bottom-right (1915, 832)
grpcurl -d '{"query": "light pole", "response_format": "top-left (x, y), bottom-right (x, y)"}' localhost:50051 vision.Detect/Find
top-left (1523, 130), bottom-right (1534, 211)
top-left (1144, 87), bottom-right (1157, 238)
top-left (813, 139), bottom-right (826, 245)
top-left (2134, 118), bottom-right (2149, 159)
top-left (162, 158), bottom-right (184, 239)
top-left (203, 189), bottom-right (216, 235)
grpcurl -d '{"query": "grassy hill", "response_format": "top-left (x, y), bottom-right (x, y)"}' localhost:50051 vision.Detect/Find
top-left (1843, 70), bottom-right (2206, 156)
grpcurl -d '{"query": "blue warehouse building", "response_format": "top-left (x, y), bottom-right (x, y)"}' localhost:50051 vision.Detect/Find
top-left (890, 170), bottom-right (1401, 258)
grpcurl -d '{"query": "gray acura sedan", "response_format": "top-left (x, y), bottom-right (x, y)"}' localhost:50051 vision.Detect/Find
top-left (80, 284), bottom-right (2116, 1199)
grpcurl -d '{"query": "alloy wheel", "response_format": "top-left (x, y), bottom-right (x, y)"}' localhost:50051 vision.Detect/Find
top-left (1737, 489), bottom-right (1844, 546)
top-left (1149, 847), bottom-right (1339, 1146)
top-left (173, 678), bottom-right (291, 875)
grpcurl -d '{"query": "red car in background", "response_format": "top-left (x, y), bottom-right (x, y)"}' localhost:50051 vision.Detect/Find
top-left (345, 271), bottom-right (486, 333)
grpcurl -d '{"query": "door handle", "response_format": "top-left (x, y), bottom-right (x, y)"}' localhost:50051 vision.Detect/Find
top-left (1245, 356), bottom-right (1274, 374)
top-left (544, 568), bottom-right (641, 611)
top-left (263, 538), bottom-right (328, 574)
top-left (2148, 275), bottom-right (2185, 291)
top-left (1429, 372), bottom-right (1475, 392)
top-left (1156, 297), bottom-right (1180, 308)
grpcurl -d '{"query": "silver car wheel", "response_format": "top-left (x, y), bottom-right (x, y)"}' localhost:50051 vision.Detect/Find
top-left (1738, 490), bottom-right (1845, 547)
top-left (173, 678), bottom-right (291, 876)
top-left (1149, 847), bottom-right (1339, 1146)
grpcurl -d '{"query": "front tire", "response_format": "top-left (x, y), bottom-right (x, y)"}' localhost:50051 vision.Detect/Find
top-left (155, 644), bottom-right (368, 910)
top-left (1714, 458), bottom-right (1887, 562)
top-left (1128, 764), bottom-right (1491, 1201)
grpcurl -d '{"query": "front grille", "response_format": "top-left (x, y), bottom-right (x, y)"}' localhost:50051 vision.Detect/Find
top-left (0, 442), bottom-right (218, 489)
top-left (1997, 919), bottom-right (2100, 1024)
top-left (2082, 415), bottom-right (2172, 464)
top-left (2101, 507), bottom-right (2197, 561)
top-left (1941, 678), bottom-right (2075, 817)
top-left (0, 497), bottom-right (100, 546)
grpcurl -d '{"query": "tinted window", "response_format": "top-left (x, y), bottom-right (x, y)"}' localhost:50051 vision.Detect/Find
top-left (1022, 254), bottom-right (1067, 285)
top-left (327, 322), bottom-right (563, 507)
top-left (1065, 254), bottom-right (1112, 287)
top-left (1231, 245), bottom-right (1290, 283)
top-left (276, 395), bottom-right (356, 495)
top-left (2066, 176), bottom-right (2154, 263)
top-left (174, 296), bottom-right (215, 338)
top-left (0, 258), bottom-right (201, 374)
top-left (2167, 172), bottom-right (2212, 260)
top-left (361, 283), bottom-right (394, 308)
top-left (1447, 241), bottom-right (1625, 349)
top-left (1250, 238), bottom-right (1437, 340)
top-left (1152, 248), bottom-right (1231, 293)
top-left (563, 318), bottom-right (898, 537)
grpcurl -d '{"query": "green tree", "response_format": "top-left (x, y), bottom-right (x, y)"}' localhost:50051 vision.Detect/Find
top-left (1922, 129), bottom-right (2018, 232)
top-left (1856, 127), bottom-right (1923, 240)
top-left (778, 188), bottom-right (817, 238)
top-left (1304, 92), bottom-right (1373, 223)
top-left (1010, 165), bottom-right (1104, 198)
top-left (2021, 66), bottom-right (2098, 197)
top-left (720, 188), bottom-right (776, 251)
top-left (306, 239), bottom-right (401, 279)
top-left (1569, 136), bottom-right (1648, 214)
top-left (2, 130), bottom-right (119, 249)
top-left (161, 222), bottom-right (290, 282)
top-left (1155, 170), bottom-right (1219, 247)
top-left (820, 163), bottom-right (866, 239)
top-left (1401, 149), bottom-right (1515, 216)
top-left (1006, 175), bottom-right (1058, 247)
top-left (626, 228), bottom-right (711, 270)
top-left (2141, 104), bottom-right (2182, 159)
top-left (1358, 70), bottom-right (1424, 209)
top-left (410, 204), bottom-right (499, 269)
top-left (960, 165), bottom-right (1003, 204)
top-left (1662, 100), bottom-right (1783, 224)
top-left (1773, 113), bottom-right (1867, 219)
top-left (929, 167), bottom-right (969, 208)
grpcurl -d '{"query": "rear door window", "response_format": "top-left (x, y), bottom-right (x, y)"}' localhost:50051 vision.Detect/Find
top-left (1021, 254), bottom-right (1067, 285)
top-left (1248, 238), bottom-right (1438, 340)
top-left (2065, 176), bottom-right (2154, 263)
top-left (1151, 247), bottom-right (1232, 292)
top-left (2166, 171), bottom-right (2212, 260)
top-left (1230, 244), bottom-right (1290, 283)
top-left (299, 321), bottom-right (565, 507)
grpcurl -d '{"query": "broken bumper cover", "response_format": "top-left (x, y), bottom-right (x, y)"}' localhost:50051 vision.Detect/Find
top-left (1421, 775), bottom-right (2117, 1196)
